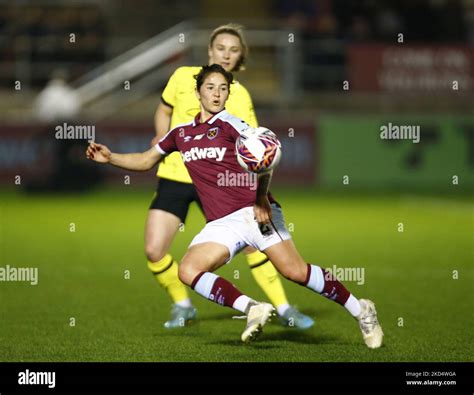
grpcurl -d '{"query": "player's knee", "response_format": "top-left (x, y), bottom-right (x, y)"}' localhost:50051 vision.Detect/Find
top-left (178, 263), bottom-right (195, 286)
top-left (280, 264), bottom-right (307, 284)
top-left (145, 242), bottom-right (167, 263)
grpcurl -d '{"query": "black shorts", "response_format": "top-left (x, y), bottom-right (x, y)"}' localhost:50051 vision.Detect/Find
top-left (149, 178), bottom-right (202, 223)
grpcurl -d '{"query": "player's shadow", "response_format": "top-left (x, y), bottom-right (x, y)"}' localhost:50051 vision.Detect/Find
top-left (205, 331), bottom-right (338, 348)
top-left (202, 307), bottom-right (326, 324)
top-left (206, 320), bottom-right (339, 347)
top-left (261, 329), bottom-right (338, 345)
top-left (204, 339), bottom-right (281, 349)
top-left (156, 307), bottom-right (346, 347)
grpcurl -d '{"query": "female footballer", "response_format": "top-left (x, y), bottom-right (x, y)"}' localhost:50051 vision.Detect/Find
top-left (86, 64), bottom-right (383, 347)
top-left (146, 24), bottom-right (312, 329)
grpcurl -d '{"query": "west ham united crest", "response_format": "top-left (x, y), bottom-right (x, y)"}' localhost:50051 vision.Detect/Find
top-left (207, 127), bottom-right (220, 140)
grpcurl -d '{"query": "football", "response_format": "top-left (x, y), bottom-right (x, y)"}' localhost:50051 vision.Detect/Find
top-left (235, 127), bottom-right (282, 174)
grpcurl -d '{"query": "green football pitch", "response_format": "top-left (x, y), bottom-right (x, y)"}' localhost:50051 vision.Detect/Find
top-left (0, 188), bottom-right (472, 362)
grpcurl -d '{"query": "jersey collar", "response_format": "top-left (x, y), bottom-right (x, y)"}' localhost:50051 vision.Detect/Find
top-left (192, 109), bottom-right (228, 127)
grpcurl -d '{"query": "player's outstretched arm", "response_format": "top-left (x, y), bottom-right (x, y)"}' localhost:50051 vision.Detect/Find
top-left (86, 142), bottom-right (162, 171)
top-left (254, 171), bottom-right (273, 224)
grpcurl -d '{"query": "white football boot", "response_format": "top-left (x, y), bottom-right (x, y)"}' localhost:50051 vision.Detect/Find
top-left (356, 299), bottom-right (384, 349)
top-left (241, 302), bottom-right (275, 343)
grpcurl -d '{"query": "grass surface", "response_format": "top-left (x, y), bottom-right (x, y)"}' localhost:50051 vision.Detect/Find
top-left (0, 188), bottom-right (472, 362)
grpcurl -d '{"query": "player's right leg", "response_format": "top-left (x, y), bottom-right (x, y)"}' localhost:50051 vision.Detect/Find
top-left (146, 179), bottom-right (197, 328)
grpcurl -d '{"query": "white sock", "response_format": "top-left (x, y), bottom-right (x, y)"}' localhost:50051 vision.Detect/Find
top-left (232, 295), bottom-right (251, 313)
top-left (276, 303), bottom-right (290, 316)
top-left (193, 272), bottom-right (218, 299)
top-left (344, 294), bottom-right (361, 317)
top-left (306, 264), bottom-right (361, 317)
top-left (175, 298), bottom-right (192, 308)
top-left (305, 265), bottom-right (325, 293)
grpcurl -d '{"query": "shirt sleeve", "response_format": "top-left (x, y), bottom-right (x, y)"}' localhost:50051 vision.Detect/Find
top-left (156, 128), bottom-right (178, 154)
top-left (225, 116), bottom-right (252, 141)
top-left (161, 67), bottom-right (182, 108)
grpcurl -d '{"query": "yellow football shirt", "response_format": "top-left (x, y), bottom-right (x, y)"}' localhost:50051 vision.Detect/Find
top-left (157, 66), bottom-right (258, 183)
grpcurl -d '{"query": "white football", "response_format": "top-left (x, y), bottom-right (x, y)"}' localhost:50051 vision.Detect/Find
top-left (235, 127), bottom-right (282, 174)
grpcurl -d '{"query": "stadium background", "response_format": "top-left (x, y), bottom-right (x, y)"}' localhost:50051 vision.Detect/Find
top-left (0, 0), bottom-right (472, 362)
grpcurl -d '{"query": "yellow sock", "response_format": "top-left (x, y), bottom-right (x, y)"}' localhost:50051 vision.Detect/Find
top-left (147, 254), bottom-right (189, 304)
top-left (246, 250), bottom-right (289, 308)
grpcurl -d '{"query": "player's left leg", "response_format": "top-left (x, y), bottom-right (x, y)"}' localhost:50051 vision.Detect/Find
top-left (178, 242), bottom-right (275, 343)
top-left (263, 239), bottom-right (383, 349)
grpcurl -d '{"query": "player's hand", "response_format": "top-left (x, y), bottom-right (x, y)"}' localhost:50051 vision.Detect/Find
top-left (86, 142), bottom-right (111, 163)
top-left (254, 196), bottom-right (272, 225)
top-left (150, 135), bottom-right (161, 147)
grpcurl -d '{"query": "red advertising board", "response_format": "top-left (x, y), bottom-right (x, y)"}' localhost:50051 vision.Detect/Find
top-left (0, 118), bottom-right (317, 187)
top-left (348, 44), bottom-right (474, 92)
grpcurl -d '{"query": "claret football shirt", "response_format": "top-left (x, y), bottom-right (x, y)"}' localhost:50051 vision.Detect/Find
top-left (157, 66), bottom-right (258, 184)
top-left (155, 110), bottom-right (275, 222)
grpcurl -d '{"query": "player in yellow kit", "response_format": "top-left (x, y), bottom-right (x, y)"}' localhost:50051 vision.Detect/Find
top-left (146, 24), bottom-right (313, 329)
